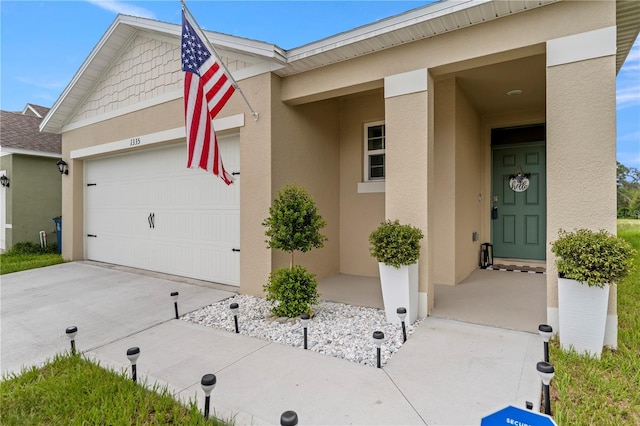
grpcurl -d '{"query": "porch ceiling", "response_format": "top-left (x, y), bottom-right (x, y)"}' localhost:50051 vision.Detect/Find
top-left (450, 54), bottom-right (546, 116)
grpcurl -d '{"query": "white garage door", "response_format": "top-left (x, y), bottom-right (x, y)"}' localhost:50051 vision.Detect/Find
top-left (85, 135), bottom-right (240, 286)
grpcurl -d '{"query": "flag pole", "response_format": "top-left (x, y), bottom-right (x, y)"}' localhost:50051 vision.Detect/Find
top-left (181, 0), bottom-right (259, 122)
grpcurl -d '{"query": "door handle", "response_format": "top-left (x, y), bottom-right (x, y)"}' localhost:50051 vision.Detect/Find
top-left (232, 248), bottom-right (240, 252)
top-left (148, 213), bottom-right (155, 229)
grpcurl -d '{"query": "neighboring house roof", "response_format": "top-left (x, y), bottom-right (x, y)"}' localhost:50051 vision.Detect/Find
top-left (40, 0), bottom-right (640, 134)
top-left (21, 104), bottom-right (50, 118)
top-left (1, 105), bottom-right (61, 156)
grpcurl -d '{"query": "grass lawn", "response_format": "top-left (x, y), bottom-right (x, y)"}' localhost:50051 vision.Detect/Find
top-left (0, 354), bottom-right (229, 425)
top-left (549, 219), bottom-right (640, 425)
top-left (0, 242), bottom-right (65, 275)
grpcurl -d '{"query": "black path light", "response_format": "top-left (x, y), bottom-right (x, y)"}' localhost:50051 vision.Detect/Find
top-left (300, 313), bottom-right (310, 349)
top-left (280, 410), bottom-right (299, 426)
top-left (538, 324), bottom-right (553, 363)
top-left (372, 331), bottom-right (385, 368)
top-left (66, 326), bottom-right (78, 355)
top-left (537, 361), bottom-right (555, 416)
top-left (230, 302), bottom-right (240, 333)
top-left (201, 373), bottom-right (217, 419)
top-left (397, 307), bottom-right (407, 343)
top-left (126, 347), bottom-right (140, 383)
top-left (170, 291), bottom-right (179, 319)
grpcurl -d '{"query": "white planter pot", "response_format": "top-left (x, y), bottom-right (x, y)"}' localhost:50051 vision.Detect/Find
top-left (378, 262), bottom-right (418, 325)
top-left (558, 277), bottom-right (610, 358)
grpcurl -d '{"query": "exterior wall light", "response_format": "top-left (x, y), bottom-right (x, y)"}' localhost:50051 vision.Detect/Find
top-left (56, 159), bottom-right (69, 175)
top-left (0, 175), bottom-right (9, 187)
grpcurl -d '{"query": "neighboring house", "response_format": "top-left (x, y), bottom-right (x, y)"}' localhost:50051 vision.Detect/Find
top-left (39, 1), bottom-right (639, 347)
top-left (1, 104), bottom-right (62, 251)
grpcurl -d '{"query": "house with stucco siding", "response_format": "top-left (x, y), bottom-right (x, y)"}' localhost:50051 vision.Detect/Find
top-left (40, 0), bottom-right (640, 348)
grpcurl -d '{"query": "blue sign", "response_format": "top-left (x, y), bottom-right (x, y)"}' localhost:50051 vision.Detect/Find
top-left (481, 405), bottom-right (557, 426)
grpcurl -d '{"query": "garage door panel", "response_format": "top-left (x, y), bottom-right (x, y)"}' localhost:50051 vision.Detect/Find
top-left (85, 138), bottom-right (240, 286)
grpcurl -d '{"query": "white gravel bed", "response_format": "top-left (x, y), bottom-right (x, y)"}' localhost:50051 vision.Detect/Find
top-left (181, 294), bottom-right (422, 367)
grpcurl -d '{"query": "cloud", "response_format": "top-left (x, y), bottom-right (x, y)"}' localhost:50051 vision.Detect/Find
top-left (16, 76), bottom-right (69, 91)
top-left (85, 0), bottom-right (156, 19)
top-left (617, 84), bottom-right (640, 110)
top-left (617, 84), bottom-right (640, 109)
top-left (617, 150), bottom-right (640, 170)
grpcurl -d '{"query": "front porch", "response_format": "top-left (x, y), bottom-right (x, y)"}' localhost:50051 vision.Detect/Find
top-left (318, 268), bottom-right (546, 334)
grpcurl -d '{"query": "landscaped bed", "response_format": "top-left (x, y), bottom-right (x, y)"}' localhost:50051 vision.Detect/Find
top-left (183, 294), bottom-right (421, 367)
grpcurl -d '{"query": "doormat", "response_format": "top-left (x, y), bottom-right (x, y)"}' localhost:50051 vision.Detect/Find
top-left (486, 264), bottom-right (546, 274)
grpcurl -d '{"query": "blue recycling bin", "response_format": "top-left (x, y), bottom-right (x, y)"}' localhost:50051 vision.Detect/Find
top-left (53, 217), bottom-right (62, 254)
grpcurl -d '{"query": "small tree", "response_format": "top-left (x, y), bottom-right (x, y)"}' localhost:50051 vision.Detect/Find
top-left (262, 184), bottom-right (327, 317)
top-left (262, 184), bottom-right (327, 268)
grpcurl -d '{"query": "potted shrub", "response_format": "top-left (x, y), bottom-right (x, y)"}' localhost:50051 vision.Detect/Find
top-left (369, 220), bottom-right (424, 325)
top-left (551, 228), bottom-right (635, 357)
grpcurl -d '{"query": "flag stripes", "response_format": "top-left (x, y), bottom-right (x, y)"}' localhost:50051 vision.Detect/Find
top-left (181, 8), bottom-right (235, 185)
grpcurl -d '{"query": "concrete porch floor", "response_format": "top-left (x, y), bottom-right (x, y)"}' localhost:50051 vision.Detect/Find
top-left (318, 268), bottom-right (546, 333)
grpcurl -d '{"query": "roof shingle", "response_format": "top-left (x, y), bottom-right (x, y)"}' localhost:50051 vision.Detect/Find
top-left (1, 105), bottom-right (61, 154)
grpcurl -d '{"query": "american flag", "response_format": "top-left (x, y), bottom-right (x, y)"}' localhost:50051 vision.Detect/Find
top-left (181, 9), bottom-right (235, 185)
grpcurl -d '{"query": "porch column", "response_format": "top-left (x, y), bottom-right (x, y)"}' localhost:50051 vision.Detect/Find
top-left (546, 26), bottom-right (618, 347)
top-left (384, 69), bottom-right (434, 316)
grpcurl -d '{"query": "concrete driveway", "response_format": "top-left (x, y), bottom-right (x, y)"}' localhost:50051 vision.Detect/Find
top-left (1, 262), bottom-right (236, 377)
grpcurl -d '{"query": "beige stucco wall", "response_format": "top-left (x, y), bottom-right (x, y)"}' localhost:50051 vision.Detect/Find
top-left (433, 79), bottom-right (456, 285)
top-left (237, 73), bottom-right (275, 297)
top-left (432, 79), bottom-right (482, 286)
top-left (384, 76), bottom-right (434, 312)
top-left (338, 91), bottom-right (385, 277)
top-left (546, 54), bottom-right (618, 313)
top-left (266, 75), bottom-right (341, 285)
top-left (454, 83), bottom-right (482, 283)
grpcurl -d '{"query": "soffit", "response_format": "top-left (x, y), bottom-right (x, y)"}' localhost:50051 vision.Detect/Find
top-left (616, 0), bottom-right (640, 72)
top-left (278, 0), bottom-right (559, 77)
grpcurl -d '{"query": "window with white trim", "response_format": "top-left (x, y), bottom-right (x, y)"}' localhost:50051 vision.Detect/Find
top-left (364, 121), bottom-right (385, 181)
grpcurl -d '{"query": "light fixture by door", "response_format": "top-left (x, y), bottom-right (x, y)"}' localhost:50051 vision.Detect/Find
top-left (0, 175), bottom-right (9, 187)
top-left (56, 159), bottom-right (69, 175)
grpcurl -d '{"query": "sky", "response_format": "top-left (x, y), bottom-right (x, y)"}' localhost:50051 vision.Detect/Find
top-left (1, 0), bottom-right (638, 169)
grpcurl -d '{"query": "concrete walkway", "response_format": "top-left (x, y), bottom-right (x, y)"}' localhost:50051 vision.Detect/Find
top-left (1, 262), bottom-right (543, 425)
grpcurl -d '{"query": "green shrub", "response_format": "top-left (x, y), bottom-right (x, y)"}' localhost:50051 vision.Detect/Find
top-left (262, 184), bottom-right (327, 267)
top-left (264, 266), bottom-right (319, 317)
top-left (551, 228), bottom-right (636, 287)
top-left (369, 220), bottom-right (424, 268)
top-left (8, 242), bottom-right (58, 255)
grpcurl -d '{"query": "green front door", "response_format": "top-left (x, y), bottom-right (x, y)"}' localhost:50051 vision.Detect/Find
top-left (491, 143), bottom-right (546, 260)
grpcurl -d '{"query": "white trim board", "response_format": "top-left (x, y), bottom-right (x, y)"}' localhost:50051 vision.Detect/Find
top-left (547, 26), bottom-right (616, 67)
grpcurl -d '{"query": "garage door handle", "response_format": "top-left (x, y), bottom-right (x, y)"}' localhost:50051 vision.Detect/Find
top-left (232, 172), bottom-right (240, 176)
top-left (232, 248), bottom-right (240, 252)
top-left (148, 213), bottom-right (155, 229)
top-left (87, 234), bottom-right (97, 238)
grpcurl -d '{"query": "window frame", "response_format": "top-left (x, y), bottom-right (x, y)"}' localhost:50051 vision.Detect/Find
top-left (363, 121), bottom-right (386, 182)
